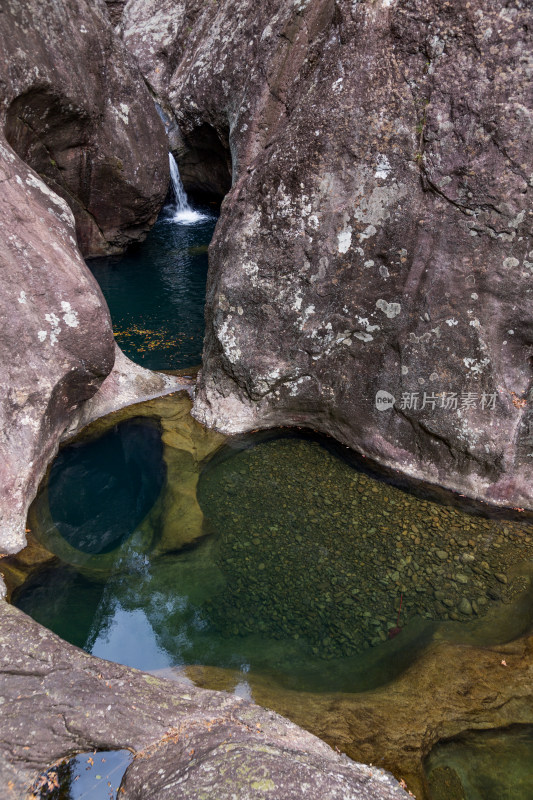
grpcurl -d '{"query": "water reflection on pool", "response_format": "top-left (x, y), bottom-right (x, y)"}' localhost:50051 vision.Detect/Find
top-left (13, 414), bottom-right (533, 696)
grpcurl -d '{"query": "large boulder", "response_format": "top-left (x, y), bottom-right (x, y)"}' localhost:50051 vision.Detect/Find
top-left (120, 0), bottom-right (533, 510)
top-left (0, 0), bottom-right (169, 554)
top-left (0, 147), bottom-right (114, 554)
top-left (0, 601), bottom-right (410, 800)
top-left (2, 0), bottom-right (168, 257)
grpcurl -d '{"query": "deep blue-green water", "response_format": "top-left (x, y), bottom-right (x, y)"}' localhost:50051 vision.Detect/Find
top-left (15, 425), bottom-right (436, 693)
top-left (14, 419), bottom-right (533, 698)
top-left (88, 206), bottom-right (217, 370)
top-left (48, 418), bottom-right (165, 555)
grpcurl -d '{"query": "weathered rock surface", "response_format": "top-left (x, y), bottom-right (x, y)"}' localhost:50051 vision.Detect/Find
top-left (0, 147), bottom-right (114, 555)
top-left (120, 0), bottom-right (533, 510)
top-left (63, 345), bottom-right (190, 439)
top-left (0, 601), bottom-right (410, 800)
top-left (105, 0), bottom-right (128, 28)
top-left (0, 0), bottom-right (170, 555)
top-left (2, 0), bottom-right (168, 257)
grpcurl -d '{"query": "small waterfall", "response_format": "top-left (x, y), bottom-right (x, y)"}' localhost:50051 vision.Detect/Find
top-left (168, 153), bottom-right (204, 224)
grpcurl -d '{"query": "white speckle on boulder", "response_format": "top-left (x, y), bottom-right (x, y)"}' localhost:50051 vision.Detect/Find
top-left (37, 330), bottom-right (47, 342)
top-left (359, 224), bottom-right (377, 241)
top-left (503, 256), bottom-right (519, 269)
top-left (356, 316), bottom-right (380, 333)
top-left (218, 317), bottom-right (241, 364)
top-left (242, 259), bottom-right (259, 286)
top-left (61, 301), bottom-right (79, 328)
top-left (301, 305), bottom-right (316, 327)
top-left (19, 414), bottom-right (38, 430)
top-left (337, 227), bottom-right (352, 254)
top-left (25, 173), bottom-right (74, 224)
top-left (376, 299), bottom-right (401, 318)
top-left (17, 291), bottom-right (27, 304)
top-left (463, 357), bottom-right (490, 374)
top-left (446, 318), bottom-right (458, 326)
top-left (44, 312), bottom-right (61, 346)
top-left (374, 154), bottom-right (391, 179)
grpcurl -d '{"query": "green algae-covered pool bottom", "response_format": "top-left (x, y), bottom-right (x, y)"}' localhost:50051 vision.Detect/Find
top-left (7, 394), bottom-right (533, 798)
top-left (424, 726), bottom-right (533, 800)
top-left (11, 396), bottom-right (533, 693)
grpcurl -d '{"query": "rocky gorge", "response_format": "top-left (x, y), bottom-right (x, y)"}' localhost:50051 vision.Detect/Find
top-left (0, 0), bottom-right (531, 798)
top-left (118, 0), bottom-right (533, 509)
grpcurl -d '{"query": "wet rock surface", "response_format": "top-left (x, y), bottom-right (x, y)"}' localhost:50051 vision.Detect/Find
top-left (119, 0), bottom-right (533, 509)
top-left (0, 601), bottom-right (410, 800)
top-left (0, 0), bottom-right (169, 555)
top-left (64, 346), bottom-right (189, 440)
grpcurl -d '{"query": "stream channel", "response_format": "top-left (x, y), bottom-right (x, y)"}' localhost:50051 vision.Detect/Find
top-left (7, 162), bottom-right (533, 800)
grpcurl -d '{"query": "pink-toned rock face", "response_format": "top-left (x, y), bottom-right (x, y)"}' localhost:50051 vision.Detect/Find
top-left (0, 0), bottom-right (169, 553)
top-left (121, 0), bottom-right (533, 511)
top-left (0, 148), bottom-right (115, 553)
top-left (2, 0), bottom-right (168, 258)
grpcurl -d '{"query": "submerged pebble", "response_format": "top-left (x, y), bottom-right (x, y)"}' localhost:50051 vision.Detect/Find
top-left (198, 436), bottom-right (533, 660)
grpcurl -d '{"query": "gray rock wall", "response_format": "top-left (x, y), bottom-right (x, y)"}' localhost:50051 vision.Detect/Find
top-left (121, 0), bottom-right (533, 510)
top-left (2, 0), bottom-right (168, 257)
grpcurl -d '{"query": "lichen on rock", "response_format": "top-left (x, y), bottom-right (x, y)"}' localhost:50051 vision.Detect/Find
top-left (119, 0), bottom-right (533, 511)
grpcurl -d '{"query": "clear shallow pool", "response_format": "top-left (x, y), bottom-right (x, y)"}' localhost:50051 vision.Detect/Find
top-left (88, 206), bottom-right (217, 370)
top-left (424, 726), bottom-right (533, 800)
top-left (32, 749), bottom-right (133, 800)
top-left (13, 413), bottom-right (533, 697)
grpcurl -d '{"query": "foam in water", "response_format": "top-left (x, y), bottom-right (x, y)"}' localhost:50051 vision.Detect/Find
top-left (168, 153), bottom-right (206, 224)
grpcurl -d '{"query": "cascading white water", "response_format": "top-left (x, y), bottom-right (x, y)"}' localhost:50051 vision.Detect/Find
top-left (168, 152), bottom-right (205, 224)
